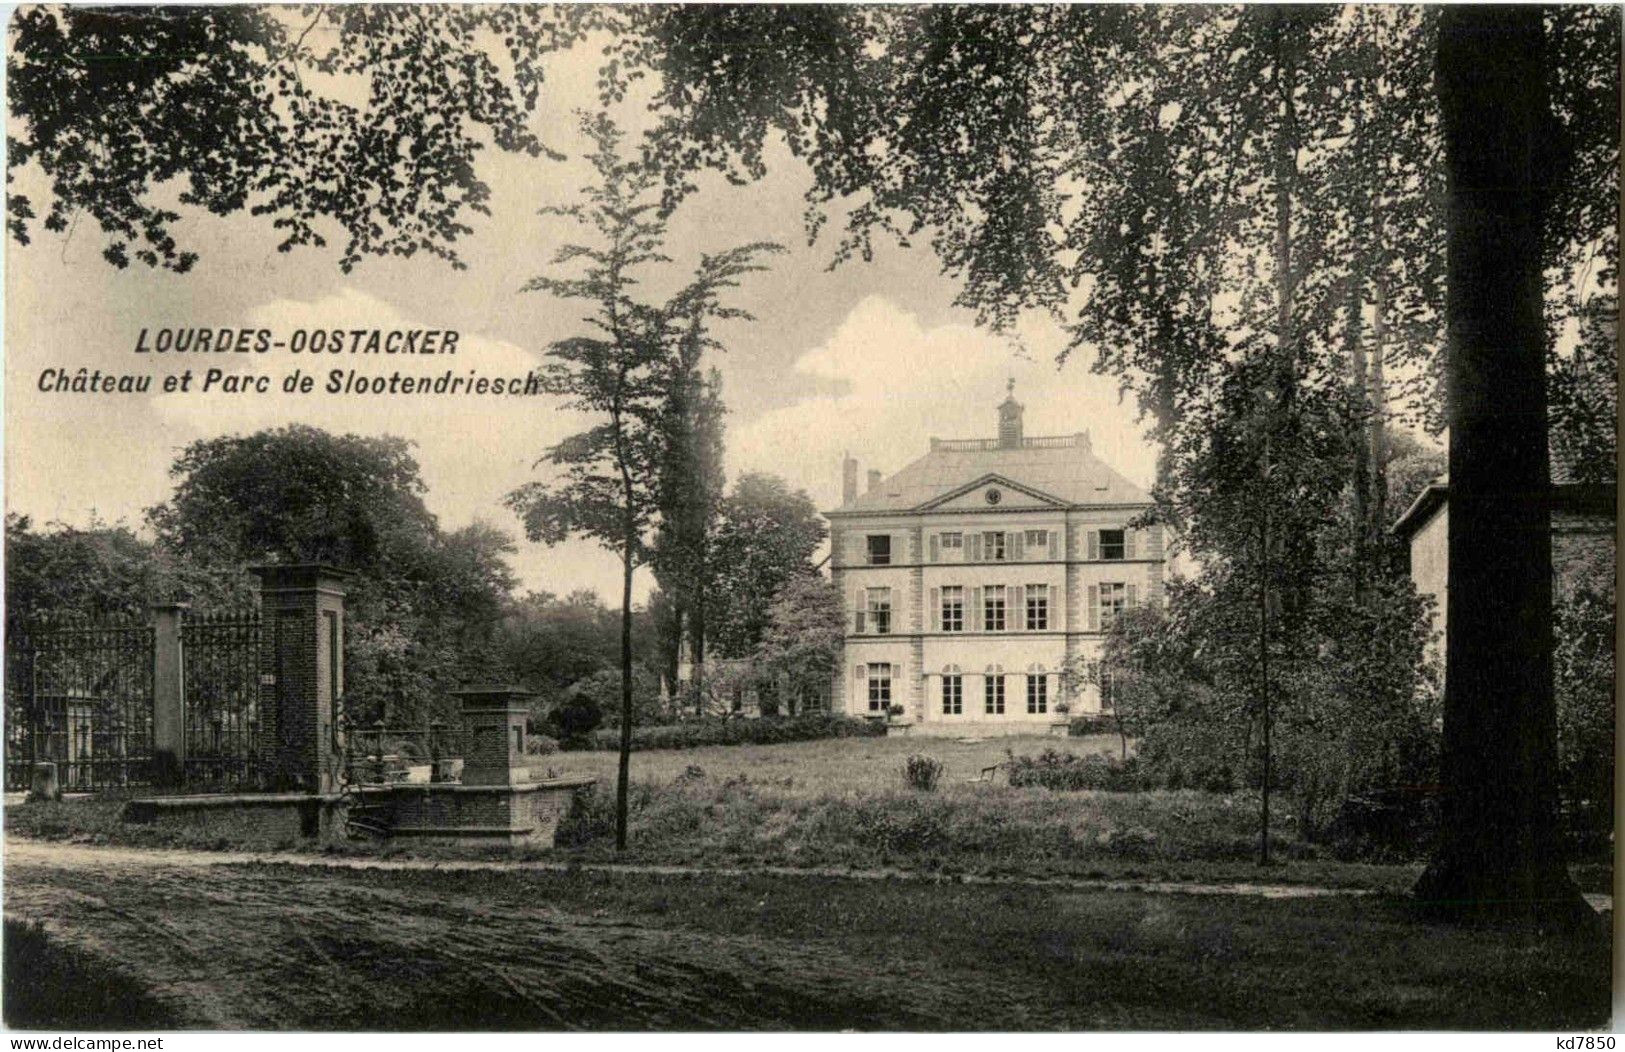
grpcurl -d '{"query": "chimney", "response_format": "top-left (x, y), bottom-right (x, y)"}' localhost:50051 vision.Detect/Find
top-left (842, 454), bottom-right (858, 505)
top-left (867, 469), bottom-right (883, 494)
top-left (998, 377), bottom-right (1025, 448)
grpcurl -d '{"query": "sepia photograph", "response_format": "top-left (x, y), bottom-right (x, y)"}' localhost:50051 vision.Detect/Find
top-left (0, 2), bottom-right (1617, 1034)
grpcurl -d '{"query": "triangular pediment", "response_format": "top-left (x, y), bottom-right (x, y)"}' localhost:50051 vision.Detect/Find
top-left (915, 474), bottom-right (1070, 512)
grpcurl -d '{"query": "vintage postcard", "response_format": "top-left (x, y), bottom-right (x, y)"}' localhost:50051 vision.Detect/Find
top-left (2, 3), bottom-right (1616, 1036)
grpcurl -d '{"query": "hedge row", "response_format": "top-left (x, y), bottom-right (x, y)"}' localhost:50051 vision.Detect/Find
top-left (572, 714), bottom-right (887, 752)
top-left (1068, 714), bottom-right (1121, 737)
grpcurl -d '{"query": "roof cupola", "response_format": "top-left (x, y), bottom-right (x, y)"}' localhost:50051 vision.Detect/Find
top-left (998, 377), bottom-right (1025, 448)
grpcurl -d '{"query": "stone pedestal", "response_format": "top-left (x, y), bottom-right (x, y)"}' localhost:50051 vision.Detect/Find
top-left (452, 685), bottom-right (533, 787)
top-left (251, 564), bottom-right (351, 793)
top-left (378, 684), bottom-right (592, 846)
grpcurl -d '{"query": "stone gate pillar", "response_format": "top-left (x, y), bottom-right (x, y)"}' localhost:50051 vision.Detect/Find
top-left (251, 565), bottom-right (351, 793)
top-left (150, 602), bottom-right (189, 787)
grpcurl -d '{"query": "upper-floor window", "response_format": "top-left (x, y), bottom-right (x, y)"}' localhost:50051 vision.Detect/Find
top-left (866, 587), bottom-right (892, 635)
top-left (867, 663), bottom-right (893, 711)
top-left (1024, 529), bottom-right (1048, 552)
top-left (867, 534), bottom-right (892, 565)
top-left (1099, 529), bottom-right (1126, 561)
top-left (984, 585), bottom-right (1007, 631)
top-left (983, 531), bottom-right (1008, 561)
top-left (939, 532), bottom-right (963, 562)
top-left (1025, 584), bottom-right (1049, 631)
top-left (941, 586), bottom-right (964, 633)
top-left (1100, 582), bottom-right (1127, 630)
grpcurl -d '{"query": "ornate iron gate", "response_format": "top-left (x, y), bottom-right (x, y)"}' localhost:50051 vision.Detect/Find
top-left (4, 619), bottom-right (156, 791)
top-left (181, 612), bottom-right (263, 789)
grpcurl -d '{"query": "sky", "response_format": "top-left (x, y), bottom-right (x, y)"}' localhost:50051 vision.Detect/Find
top-left (3, 17), bottom-right (1158, 606)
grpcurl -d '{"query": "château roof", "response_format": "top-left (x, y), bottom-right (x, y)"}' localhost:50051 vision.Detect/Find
top-left (830, 433), bottom-right (1152, 515)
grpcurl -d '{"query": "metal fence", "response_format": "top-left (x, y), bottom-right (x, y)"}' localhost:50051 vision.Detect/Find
top-left (181, 612), bottom-right (263, 790)
top-left (5, 619), bottom-right (156, 791)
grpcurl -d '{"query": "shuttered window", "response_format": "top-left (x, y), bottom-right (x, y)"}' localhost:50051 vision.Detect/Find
top-left (1025, 584), bottom-right (1049, 630)
top-left (940, 586), bottom-right (964, 632)
top-left (1100, 582), bottom-right (1127, 629)
top-left (867, 663), bottom-right (892, 712)
top-left (866, 588), bottom-right (892, 634)
top-left (983, 586), bottom-right (1006, 631)
top-left (1099, 529), bottom-right (1126, 560)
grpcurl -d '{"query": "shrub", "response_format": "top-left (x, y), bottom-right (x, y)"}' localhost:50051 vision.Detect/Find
top-left (551, 693), bottom-right (603, 741)
top-left (1068, 714), bottom-right (1119, 737)
top-left (578, 714), bottom-right (886, 752)
top-left (525, 734), bottom-right (560, 756)
top-left (902, 755), bottom-right (944, 791)
top-left (1005, 749), bottom-right (1143, 792)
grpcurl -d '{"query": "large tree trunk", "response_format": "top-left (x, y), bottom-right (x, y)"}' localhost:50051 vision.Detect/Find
top-left (1347, 272), bottom-right (1371, 605)
top-left (1414, 6), bottom-right (1586, 921)
top-left (616, 538), bottom-right (634, 852)
top-left (691, 576), bottom-right (706, 717)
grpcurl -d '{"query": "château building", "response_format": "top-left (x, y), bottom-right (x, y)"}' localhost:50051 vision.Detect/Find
top-left (826, 384), bottom-right (1167, 735)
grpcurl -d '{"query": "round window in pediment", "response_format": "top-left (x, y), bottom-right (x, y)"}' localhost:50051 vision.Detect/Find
top-left (985, 487), bottom-right (1002, 505)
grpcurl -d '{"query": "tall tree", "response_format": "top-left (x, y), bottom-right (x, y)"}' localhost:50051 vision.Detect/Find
top-left (707, 473), bottom-right (828, 661)
top-left (1412, 7), bottom-right (1584, 919)
top-left (651, 362), bottom-right (727, 710)
top-left (506, 114), bottom-right (775, 850)
top-left (145, 425), bottom-right (518, 726)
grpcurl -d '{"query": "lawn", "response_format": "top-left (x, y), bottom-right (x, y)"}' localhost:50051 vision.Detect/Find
top-left (5, 843), bottom-right (1611, 1030)
top-left (6, 733), bottom-right (1609, 894)
top-left (547, 731), bottom-right (1125, 792)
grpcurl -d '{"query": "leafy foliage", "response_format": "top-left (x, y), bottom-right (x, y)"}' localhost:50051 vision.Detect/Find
top-left (574, 714), bottom-right (884, 753)
top-left (145, 425), bottom-right (517, 726)
top-left (707, 473), bottom-right (828, 659)
top-left (902, 755), bottom-right (944, 792)
top-left (4, 514), bottom-right (252, 637)
top-left (755, 574), bottom-right (844, 715)
top-left (7, 6), bottom-right (595, 271)
top-left (1553, 587), bottom-right (1615, 838)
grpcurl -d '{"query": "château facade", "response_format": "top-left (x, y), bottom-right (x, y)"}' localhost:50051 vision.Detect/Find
top-left (826, 386), bottom-right (1166, 735)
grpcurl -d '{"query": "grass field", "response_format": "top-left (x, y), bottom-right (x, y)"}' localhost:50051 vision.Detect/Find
top-left (5, 840), bottom-right (1612, 1030)
top-left (548, 731), bottom-right (1124, 791)
top-left (6, 734), bottom-right (1610, 894)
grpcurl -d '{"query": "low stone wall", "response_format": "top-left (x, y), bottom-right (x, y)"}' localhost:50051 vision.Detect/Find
top-left (121, 777), bottom-right (597, 848)
top-left (384, 776), bottom-right (595, 847)
top-left (122, 792), bottom-right (342, 840)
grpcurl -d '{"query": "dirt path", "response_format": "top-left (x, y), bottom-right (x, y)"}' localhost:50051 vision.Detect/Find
top-left (4, 836), bottom-right (1380, 900)
top-left (6, 839), bottom-right (990, 1029)
top-left (6, 835), bottom-right (1611, 1030)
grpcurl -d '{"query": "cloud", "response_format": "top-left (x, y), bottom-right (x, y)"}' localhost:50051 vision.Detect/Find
top-left (729, 296), bottom-right (1159, 513)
